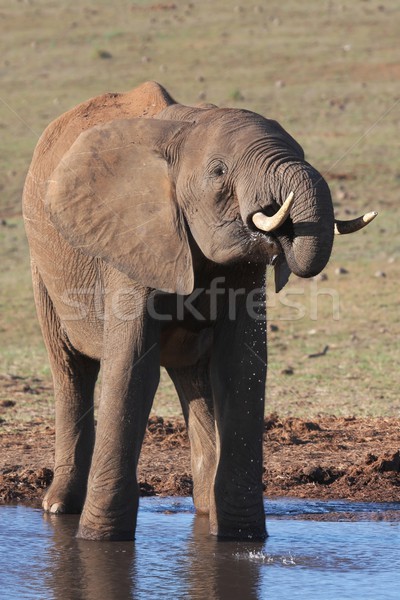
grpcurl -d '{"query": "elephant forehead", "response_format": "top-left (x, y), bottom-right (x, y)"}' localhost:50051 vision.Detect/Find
top-left (202, 109), bottom-right (275, 135)
top-left (189, 109), bottom-right (304, 159)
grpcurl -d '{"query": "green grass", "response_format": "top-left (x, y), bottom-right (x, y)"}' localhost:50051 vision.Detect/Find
top-left (0, 0), bottom-right (399, 419)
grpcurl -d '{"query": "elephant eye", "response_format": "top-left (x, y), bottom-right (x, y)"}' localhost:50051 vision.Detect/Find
top-left (209, 161), bottom-right (228, 179)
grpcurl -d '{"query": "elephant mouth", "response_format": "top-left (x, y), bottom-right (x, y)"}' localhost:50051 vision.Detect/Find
top-left (244, 218), bottom-right (283, 265)
top-left (249, 192), bottom-right (295, 234)
top-left (245, 191), bottom-right (295, 252)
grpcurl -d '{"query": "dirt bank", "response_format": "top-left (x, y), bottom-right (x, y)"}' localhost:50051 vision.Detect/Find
top-left (1, 414), bottom-right (399, 506)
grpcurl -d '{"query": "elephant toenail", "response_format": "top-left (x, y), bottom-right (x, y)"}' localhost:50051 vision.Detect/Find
top-left (49, 503), bottom-right (65, 514)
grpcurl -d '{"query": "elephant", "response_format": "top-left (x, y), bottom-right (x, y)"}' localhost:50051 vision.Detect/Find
top-left (23, 81), bottom-right (376, 541)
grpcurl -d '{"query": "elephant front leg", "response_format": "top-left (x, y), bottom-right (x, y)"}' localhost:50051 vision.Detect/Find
top-left (209, 281), bottom-right (267, 540)
top-left (77, 308), bottom-right (160, 541)
top-left (167, 356), bottom-right (216, 514)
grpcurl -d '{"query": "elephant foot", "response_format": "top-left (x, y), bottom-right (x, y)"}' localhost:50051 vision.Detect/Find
top-left (43, 500), bottom-right (67, 514)
top-left (194, 505), bottom-right (210, 515)
top-left (76, 525), bottom-right (135, 541)
top-left (209, 505), bottom-right (267, 541)
top-left (77, 496), bottom-right (139, 541)
top-left (212, 527), bottom-right (268, 542)
top-left (193, 492), bottom-right (211, 515)
top-left (43, 475), bottom-right (87, 515)
top-left (192, 485), bottom-right (211, 515)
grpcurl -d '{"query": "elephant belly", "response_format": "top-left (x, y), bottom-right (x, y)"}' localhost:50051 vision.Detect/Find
top-left (61, 318), bottom-right (104, 361)
top-left (160, 325), bottom-right (213, 368)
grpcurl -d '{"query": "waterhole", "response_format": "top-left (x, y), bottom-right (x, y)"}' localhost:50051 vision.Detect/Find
top-left (0, 498), bottom-right (399, 600)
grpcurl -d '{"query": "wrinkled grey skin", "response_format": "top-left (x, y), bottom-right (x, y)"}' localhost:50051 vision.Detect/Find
top-left (23, 82), bottom-right (334, 541)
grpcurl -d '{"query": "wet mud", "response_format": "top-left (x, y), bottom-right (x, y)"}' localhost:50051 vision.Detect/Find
top-left (1, 414), bottom-right (399, 506)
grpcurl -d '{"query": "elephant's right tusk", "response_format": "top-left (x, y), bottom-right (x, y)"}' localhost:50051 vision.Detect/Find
top-left (252, 191), bottom-right (295, 233)
top-left (334, 211), bottom-right (378, 235)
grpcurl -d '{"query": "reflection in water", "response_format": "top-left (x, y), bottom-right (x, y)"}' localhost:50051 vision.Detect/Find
top-left (185, 515), bottom-right (264, 600)
top-left (1, 499), bottom-right (400, 600)
top-left (45, 513), bottom-right (136, 600)
top-left (134, 509), bottom-right (266, 599)
top-left (44, 508), bottom-right (264, 600)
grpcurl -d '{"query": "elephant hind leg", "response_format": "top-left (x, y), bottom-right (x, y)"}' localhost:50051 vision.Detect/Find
top-left (42, 350), bottom-right (99, 515)
top-left (167, 358), bottom-right (216, 514)
top-left (33, 268), bottom-right (100, 514)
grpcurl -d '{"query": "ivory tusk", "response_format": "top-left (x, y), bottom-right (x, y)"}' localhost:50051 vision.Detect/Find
top-left (334, 211), bottom-right (378, 235)
top-left (252, 191), bottom-right (295, 233)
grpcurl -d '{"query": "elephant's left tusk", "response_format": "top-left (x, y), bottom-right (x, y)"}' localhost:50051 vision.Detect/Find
top-left (334, 211), bottom-right (378, 235)
top-left (252, 191), bottom-right (295, 233)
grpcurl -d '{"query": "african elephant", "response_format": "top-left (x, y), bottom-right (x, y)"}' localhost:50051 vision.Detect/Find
top-left (23, 81), bottom-right (376, 541)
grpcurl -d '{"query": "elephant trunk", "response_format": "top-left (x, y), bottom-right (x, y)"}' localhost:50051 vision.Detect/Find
top-left (269, 162), bottom-right (334, 278)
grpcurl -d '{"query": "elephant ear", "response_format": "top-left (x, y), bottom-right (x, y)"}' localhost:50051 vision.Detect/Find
top-left (45, 118), bottom-right (194, 295)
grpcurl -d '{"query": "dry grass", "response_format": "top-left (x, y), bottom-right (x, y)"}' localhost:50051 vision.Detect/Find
top-left (0, 0), bottom-right (399, 418)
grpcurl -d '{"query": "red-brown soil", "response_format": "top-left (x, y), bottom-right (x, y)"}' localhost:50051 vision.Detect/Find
top-left (1, 413), bottom-right (399, 507)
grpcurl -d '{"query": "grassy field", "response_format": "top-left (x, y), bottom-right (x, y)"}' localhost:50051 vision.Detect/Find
top-left (0, 0), bottom-right (399, 420)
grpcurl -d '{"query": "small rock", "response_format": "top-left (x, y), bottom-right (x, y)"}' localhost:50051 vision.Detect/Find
top-left (372, 451), bottom-right (400, 473)
top-left (96, 49), bottom-right (113, 59)
top-left (335, 267), bottom-right (348, 275)
top-left (299, 466), bottom-right (338, 485)
top-left (281, 367), bottom-right (294, 376)
top-left (313, 272), bottom-right (328, 282)
top-left (374, 271), bottom-right (386, 278)
top-left (275, 79), bottom-right (285, 88)
top-left (269, 324), bottom-right (279, 332)
top-left (22, 384), bottom-right (39, 395)
top-left (1, 400), bottom-right (15, 408)
top-left (197, 91), bottom-right (207, 101)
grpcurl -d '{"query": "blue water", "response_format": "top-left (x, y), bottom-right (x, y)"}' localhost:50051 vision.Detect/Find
top-left (0, 498), bottom-right (399, 600)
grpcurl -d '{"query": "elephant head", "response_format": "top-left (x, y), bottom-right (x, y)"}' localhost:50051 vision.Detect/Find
top-left (45, 104), bottom-right (376, 293)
